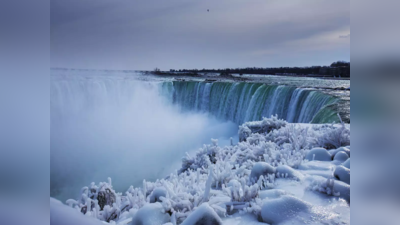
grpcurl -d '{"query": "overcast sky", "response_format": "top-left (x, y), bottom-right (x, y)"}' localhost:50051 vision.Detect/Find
top-left (51, 0), bottom-right (350, 70)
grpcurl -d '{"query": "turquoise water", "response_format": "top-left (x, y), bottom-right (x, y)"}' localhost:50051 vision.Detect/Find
top-left (160, 81), bottom-right (340, 124)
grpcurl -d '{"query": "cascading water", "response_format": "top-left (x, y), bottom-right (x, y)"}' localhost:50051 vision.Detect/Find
top-left (50, 73), bottom-right (238, 201)
top-left (160, 81), bottom-right (340, 124)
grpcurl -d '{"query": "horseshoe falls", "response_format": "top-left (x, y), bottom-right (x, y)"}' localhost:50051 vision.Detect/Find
top-left (160, 81), bottom-right (340, 124)
top-left (50, 70), bottom-right (350, 225)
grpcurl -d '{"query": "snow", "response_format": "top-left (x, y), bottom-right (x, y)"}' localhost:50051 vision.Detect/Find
top-left (329, 146), bottom-right (351, 158)
top-left (305, 147), bottom-right (332, 161)
top-left (260, 195), bottom-right (311, 224)
top-left (51, 116), bottom-right (350, 225)
top-left (334, 165), bottom-right (351, 184)
top-left (50, 198), bottom-right (104, 225)
top-left (275, 165), bottom-right (304, 181)
top-left (130, 202), bottom-right (171, 225)
top-left (181, 203), bottom-right (222, 225)
top-left (258, 189), bottom-right (287, 199)
top-left (342, 158), bottom-right (350, 169)
top-left (149, 187), bottom-right (168, 203)
top-left (239, 115), bottom-right (287, 142)
top-left (222, 214), bottom-right (265, 225)
top-left (249, 162), bottom-right (276, 184)
top-left (333, 151), bottom-right (349, 162)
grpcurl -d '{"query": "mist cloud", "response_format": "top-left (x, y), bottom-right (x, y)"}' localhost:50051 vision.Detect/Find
top-left (50, 72), bottom-right (237, 201)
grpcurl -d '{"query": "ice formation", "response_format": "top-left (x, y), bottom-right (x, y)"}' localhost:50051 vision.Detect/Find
top-left (260, 195), bottom-right (311, 224)
top-left (333, 151), bottom-right (349, 162)
top-left (305, 148), bottom-right (332, 161)
top-left (55, 116), bottom-right (350, 224)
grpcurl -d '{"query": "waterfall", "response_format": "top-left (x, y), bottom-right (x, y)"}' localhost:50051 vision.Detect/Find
top-left (161, 81), bottom-right (339, 124)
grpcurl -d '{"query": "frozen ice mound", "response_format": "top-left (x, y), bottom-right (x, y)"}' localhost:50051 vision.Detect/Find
top-left (50, 198), bottom-right (104, 225)
top-left (332, 180), bottom-right (350, 203)
top-left (261, 195), bottom-right (311, 224)
top-left (275, 165), bottom-right (304, 180)
top-left (149, 187), bottom-right (168, 203)
top-left (329, 146), bottom-right (350, 158)
top-left (342, 158), bottom-right (350, 169)
top-left (305, 147), bottom-right (332, 161)
top-left (249, 162), bottom-right (276, 183)
top-left (130, 202), bottom-right (171, 225)
top-left (308, 176), bottom-right (350, 203)
top-left (333, 151), bottom-right (349, 162)
top-left (238, 115), bottom-right (287, 142)
top-left (181, 203), bottom-right (222, 225)
top-left (334, 165), bottom-right (350, 184)
top-left (258, 189), bottom-right (287, 199)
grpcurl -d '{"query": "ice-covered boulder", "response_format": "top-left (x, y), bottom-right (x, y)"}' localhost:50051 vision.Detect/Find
top-left (149, 187), bottom-right (167, 203)
top-left (329, 147), bottom-right (350, 158)
top-left (309, 177), bottom-right (350, 203)
top-left (261, 195), bottom-right (311, 224)
top-left (305, 148), bottom-right (332, 161)
top-left (276, 165), bottom-right (304, 180)
top-left (97, 188), bottom-right (116, 210)
top-left (333, 151), bottom-right (349, 162)
top-left (181, 203), bottom-right (222, 225)
top-left (249, 162), bottom-right (276, 183)
top-left (258, 189), bottom-right (287, 199)
top-left (239, 115), bottom-right (286, 142)
top-left (130, 202), bottom-right (171, 225)
top-left (342, 158), bottom-right (350, 169)
top-left (51, 198), bottom-right (104, 225)
top-left (334, 165), bottom-right (350, 184)
top-left (332, 180), bottom-right (350, 203)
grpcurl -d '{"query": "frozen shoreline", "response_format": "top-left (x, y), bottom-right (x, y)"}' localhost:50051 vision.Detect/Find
top-left (51, 117), bottom-right (350, 225)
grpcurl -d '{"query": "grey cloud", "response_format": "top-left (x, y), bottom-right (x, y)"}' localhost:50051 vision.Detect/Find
top-left (339, 34), bottom-right (351, 38)
top-left (51, 0), bottom-right (350, 70)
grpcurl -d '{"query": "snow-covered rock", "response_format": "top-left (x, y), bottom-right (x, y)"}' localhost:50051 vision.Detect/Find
top-left (249, 162), bottom-right (276, 183)
top-left (334, 165), bottom-right (350, 184)
top-left (332, 180), bottom-right (350, 203)
top-left (342, 158), bottom-right (350, 169)
top-left (50, 198), bottom-right (104, 225)
top-left (149, 187), bottom-right (168, 203)
top-left (130, 202), bottom-right (171, 225)
top-left (305, 148), bottom-right (332, 161)
top-left (260, 196), bottom-right (311, 224)
top-left (333, 151), bottom-right (349, 162)
top-left (258, 189), bottom-right (287, 199)
top-left (275, 165), bottom-right (304, 180)
top-left (309, 176), bottom-right (350, 203)
top-left (181, 203), bottom-right (222, 225)
top-left (239, 115), bottom-right (286, 142)
top-left (329, 146), bottom-right (350, 158)
top-left (97, 188), bottom-right (116, 210)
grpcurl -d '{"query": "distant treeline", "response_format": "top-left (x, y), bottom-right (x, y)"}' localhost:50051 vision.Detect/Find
top-left (168, 61), bottom-right (350, 77)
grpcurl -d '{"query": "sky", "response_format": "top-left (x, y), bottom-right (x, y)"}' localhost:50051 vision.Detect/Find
top-left (51, 0), bottom-right (350, 70)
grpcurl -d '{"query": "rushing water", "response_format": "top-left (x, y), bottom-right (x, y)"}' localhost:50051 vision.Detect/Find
top-left (50, 69), bottom-right (349, 200)
top-left (160, 81), bottom-right (340, 124)
top-left (50, 71), bottom-right (238, 201)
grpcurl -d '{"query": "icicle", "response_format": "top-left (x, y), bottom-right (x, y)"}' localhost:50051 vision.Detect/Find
top-left (203, 166), bottom-right (213, 201)
top-left (171, 212), bottom-right (177, 225)
top-left (143, 179), bottom-right (147, 197)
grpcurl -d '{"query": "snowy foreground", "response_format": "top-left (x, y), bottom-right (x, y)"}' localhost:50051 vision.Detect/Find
top-left (50, 116), bottom-right (350, 225)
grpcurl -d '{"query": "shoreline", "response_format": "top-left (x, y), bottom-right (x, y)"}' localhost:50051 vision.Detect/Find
top-left (147, 71), bottom-right (350, 81)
